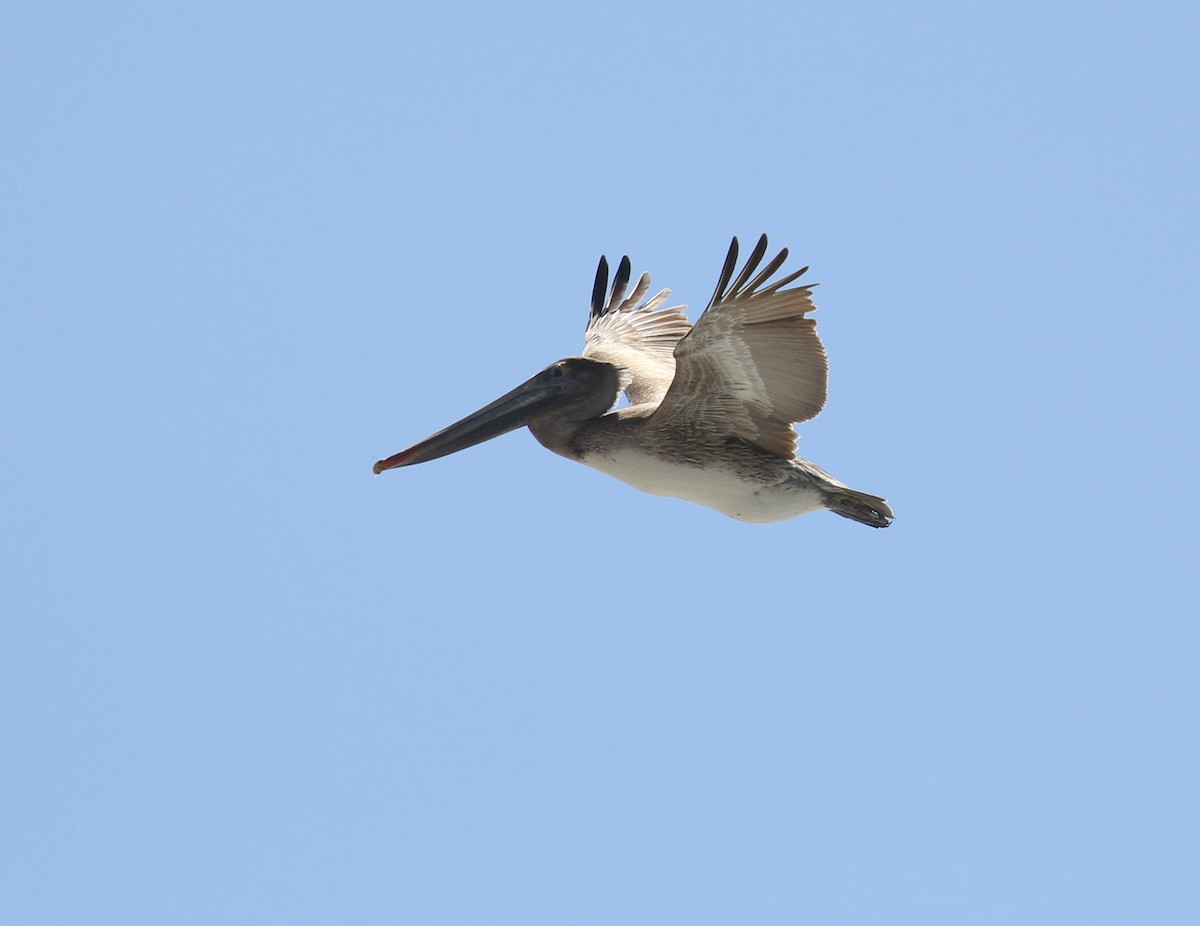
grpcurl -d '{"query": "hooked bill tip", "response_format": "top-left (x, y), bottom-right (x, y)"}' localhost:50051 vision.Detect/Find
top-left (373, 451), bottom-right (408, 474)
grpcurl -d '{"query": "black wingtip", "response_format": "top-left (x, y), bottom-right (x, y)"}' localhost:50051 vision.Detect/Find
top-left (609, 255), bottom-right (632, 314)
top-left (729, 234), bottom-right (770, 296)
top-left (591, 255), bottom-right (609, 318)
top-left (709, 236), bottom-right (741, 307)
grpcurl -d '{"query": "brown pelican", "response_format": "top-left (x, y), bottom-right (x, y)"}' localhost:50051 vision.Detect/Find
top-left (374, 235), bottom-right (893, 527)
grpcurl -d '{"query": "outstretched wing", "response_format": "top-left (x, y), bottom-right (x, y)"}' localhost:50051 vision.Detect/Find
top-left (582, 254), bottom-right (692, 407)
top-left (651, 235), bottom-right (827, 458)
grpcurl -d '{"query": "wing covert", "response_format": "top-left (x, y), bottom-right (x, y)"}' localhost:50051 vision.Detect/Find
top-left (652, 235), bottom-right (828, 457)
top-left (582, 254), bottom-right (692, 407)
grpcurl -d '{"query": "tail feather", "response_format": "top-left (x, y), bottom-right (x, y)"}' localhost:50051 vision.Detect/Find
top-left (824, 487), bottom-right (893, 528)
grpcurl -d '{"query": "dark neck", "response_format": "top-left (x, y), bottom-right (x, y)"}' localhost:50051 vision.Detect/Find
top-left (528, 414), bottom-right (591, 460)
top-left (527, 359), bottom-right (621, 459)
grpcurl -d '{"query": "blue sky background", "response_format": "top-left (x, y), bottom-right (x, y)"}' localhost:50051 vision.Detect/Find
top-left (4, 2), bottom-right (1197, 923)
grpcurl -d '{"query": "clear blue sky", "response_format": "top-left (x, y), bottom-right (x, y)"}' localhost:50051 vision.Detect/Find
top-left (4, 2), bottom-right (1197, 923)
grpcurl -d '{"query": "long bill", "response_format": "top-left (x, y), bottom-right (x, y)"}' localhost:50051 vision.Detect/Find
top-left (372, 374), bottom-right (569, 474)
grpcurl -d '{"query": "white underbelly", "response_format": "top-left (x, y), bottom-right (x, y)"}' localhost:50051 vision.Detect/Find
top-left (582, 448), bottom-right (825, 524)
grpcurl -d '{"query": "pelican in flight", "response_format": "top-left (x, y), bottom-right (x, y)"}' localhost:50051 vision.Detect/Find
top-left (374, 235), bottom-right (893, 527)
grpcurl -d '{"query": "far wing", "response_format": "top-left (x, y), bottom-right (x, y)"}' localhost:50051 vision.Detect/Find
top-left (651, 235), bottom-right (827, 457)
top-left (582, 254), bottom-right (692, 407)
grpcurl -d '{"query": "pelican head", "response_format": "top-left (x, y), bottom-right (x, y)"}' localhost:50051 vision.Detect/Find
top-left (373, 357), bottom-right (619, 473)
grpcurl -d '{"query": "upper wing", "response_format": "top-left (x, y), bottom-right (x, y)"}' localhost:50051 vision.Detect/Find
top-left (651, 235), bottom-right (827, 457)
top-left (582, 254), bottom-right (692, 407)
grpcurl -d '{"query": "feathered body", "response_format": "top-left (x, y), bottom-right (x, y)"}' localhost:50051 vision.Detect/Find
top-left (375, 235), bottom-right (892, 527)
